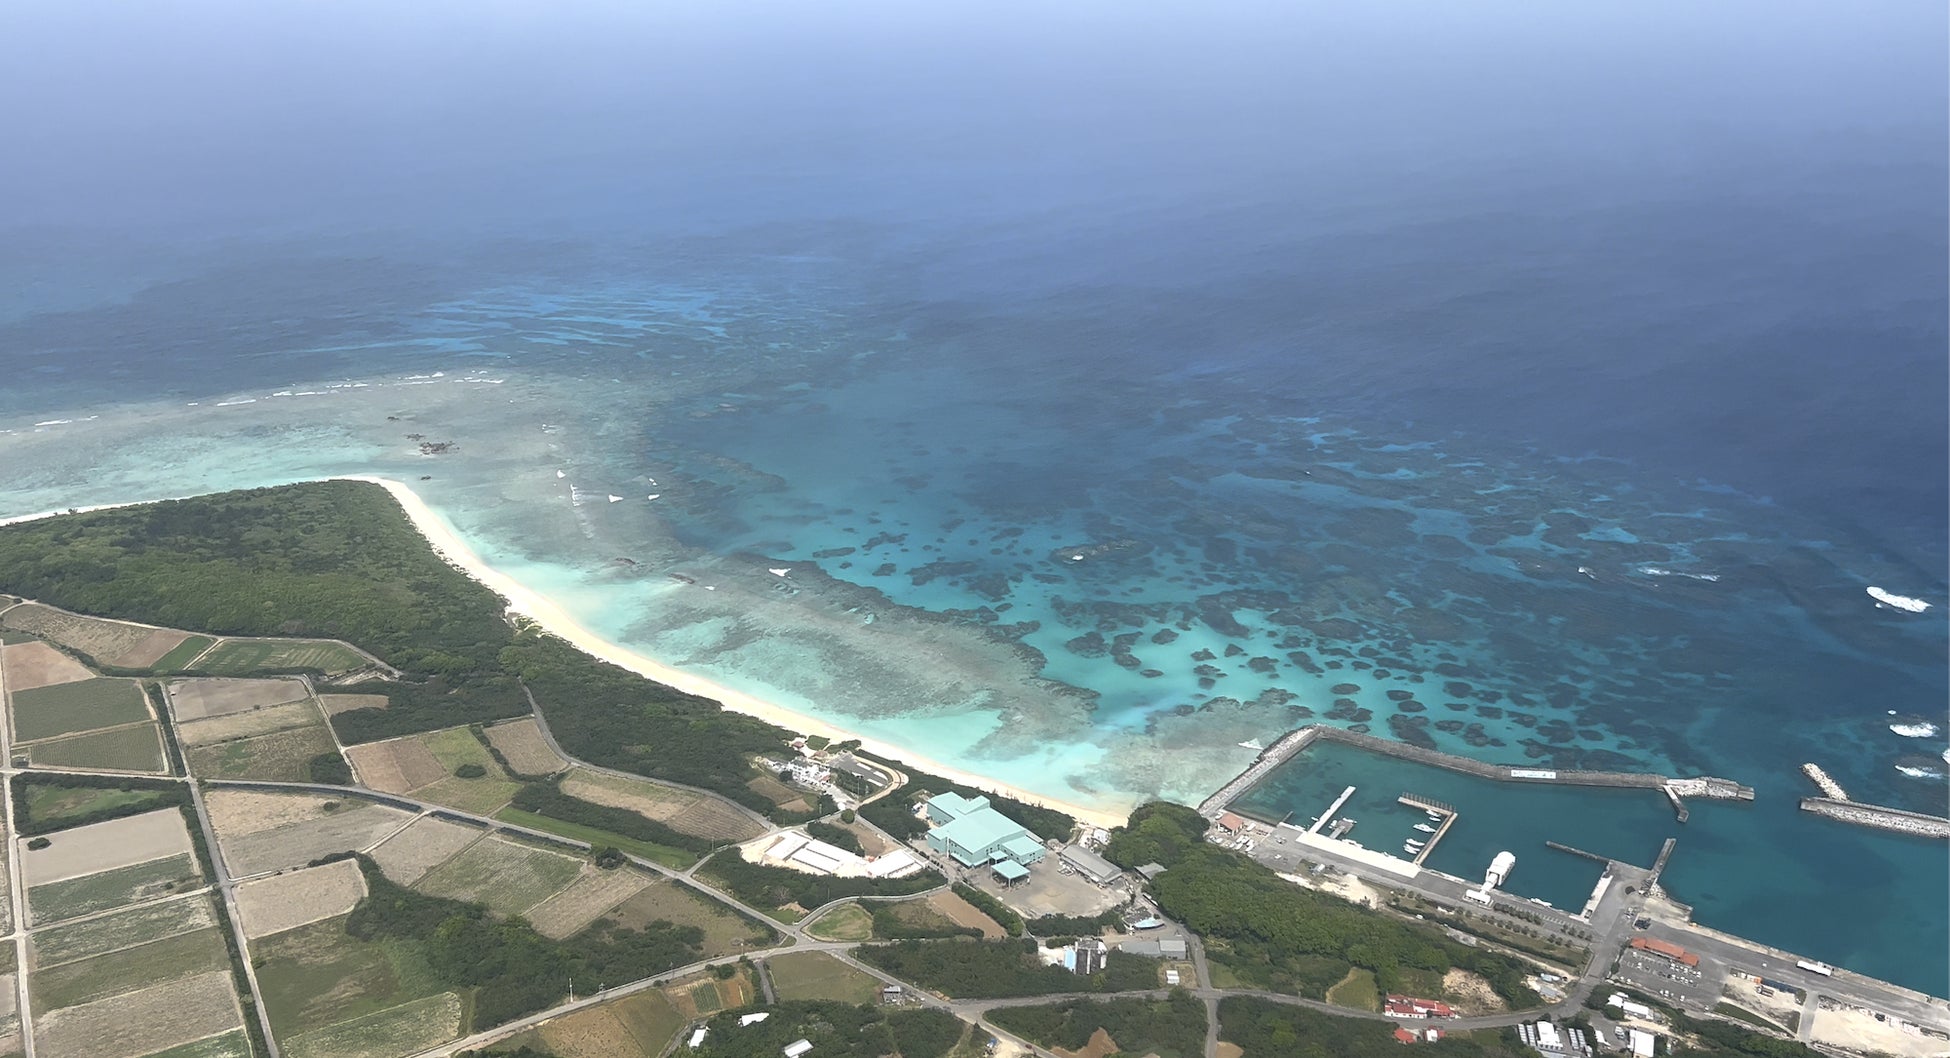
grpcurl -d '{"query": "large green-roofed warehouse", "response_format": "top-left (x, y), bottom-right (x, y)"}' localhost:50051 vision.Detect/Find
top-left (923, 792), bottom-right (1047, 868)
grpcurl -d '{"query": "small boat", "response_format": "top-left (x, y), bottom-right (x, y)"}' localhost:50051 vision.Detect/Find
top-left (1405, 840), bottom-right (1425, 849)
top-left (1425, 811), bottom-right (1442, 821)
top-left (1402, 843), bottom-right (1420, 855)
top-left (1414, 823), bottom-right (1437, 834)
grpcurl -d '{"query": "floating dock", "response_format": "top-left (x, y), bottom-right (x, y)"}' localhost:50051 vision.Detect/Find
top-left (1397, 793), bottom-right (1456, 866)
top-left (1311, 785), bottom-right (1357, 835)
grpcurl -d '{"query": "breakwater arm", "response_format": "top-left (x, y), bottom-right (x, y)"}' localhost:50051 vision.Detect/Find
top-left (1800, 797), bottom-right (1950, 840)
top-left (1799, 762), bottom-right (1849, 801)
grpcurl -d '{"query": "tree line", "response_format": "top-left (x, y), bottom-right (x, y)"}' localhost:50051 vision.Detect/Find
top-left (856, 938), bottom-right (1158, 998)
top-left (988, 992), bottom-right (1208, 1058)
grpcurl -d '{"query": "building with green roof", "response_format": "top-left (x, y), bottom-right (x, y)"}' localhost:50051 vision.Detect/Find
top-left (922, 792), bottom-right (1048, 868)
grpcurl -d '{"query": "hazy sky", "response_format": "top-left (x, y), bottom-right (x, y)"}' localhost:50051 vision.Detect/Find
top-left (2, 1), bottom-right (1943, 235)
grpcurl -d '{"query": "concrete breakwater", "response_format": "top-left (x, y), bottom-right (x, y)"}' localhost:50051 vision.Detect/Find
top-left (1201, 723), bottom-right (1756, 820)
top-left (1801, 797), bottom-right (1950, 840)
top-left (1800, 762), bottom-right (1849, 800)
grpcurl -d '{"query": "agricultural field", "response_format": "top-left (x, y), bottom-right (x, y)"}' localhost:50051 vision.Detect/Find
top-left (368, 815), bottom-right (482, 884)
top-left (524, 865), bottom-right (655, 940)
top-left (766, 951), bottom-right (885, 1005)
top-left (412, 834), bottom-right (583, 917)
top-left (481, 717), bottom-right (567, 776)
top-left (135, 1029), bottom-right (253, 1058)
top-left (165, 676), bottom-right (309, 720)
top-left (28, 853), bottom-right (204, 925)
top-left (282, 992), bottom-right (464, 1058)
top-left (9, 677), bottom-right (150, 742)
top-left (177, 699), bottom-right (327, 746)
top-left (145, 635), bottom-right (216, 673)
top-left (184, 723), bottom-right (339, 783)
top-left (20, 809), bottom-right (194, 888)
top-left (0, 640), bottom-right (95, 691)
top-left (204, 791), bottom-right (414, 878)
top-left (0, 972), bottom-right (18, 1057)
top-left (235, 858), bottom-right (369, 938)
top-left (19, 781), bottom-right (180, 835)
top-left (663, 967), bottom-right (756, 1020)
top-left (31, 893), bottom-right (219, 966)
top-left (923, 890), bottom-right (1007, 938)
top-left (32, 926), bottom-right (231, 1014)
top-left (496, 985), bottom-right (684, 1058)
top-left (598, 879), bottom-right (776, 959)
top-left (25, 722), bottom-right (167, 773)
top-left (347, 726), bottom-right (522, 815)
top-left (252, 913), bottom-right (455, 1054)
top-left (33, 969), bottom-right (243, 1058)
top-left (194, 638), bottom-right (370, 676)
top-left (745, 773), bottom-right (813, 815)
top-left (0, 604), bottom-right (173, 669)
top-left (316, 692), bottom-right (388, 717)
top-left (562, 767), bottom-right (767, 843)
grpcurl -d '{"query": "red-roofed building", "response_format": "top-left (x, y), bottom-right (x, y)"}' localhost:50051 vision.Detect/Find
top-left (1631, 937), bottom-right (1701, 967)
top-left (1384, 995), bottom-right (1456, 1019)
top-left (1216, 811), bottom-right (1246, 833)
top-left (1394, 1027), bottom-right (1418, 1044)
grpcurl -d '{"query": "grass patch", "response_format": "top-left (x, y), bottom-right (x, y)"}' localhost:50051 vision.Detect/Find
top-left (11, 677), bottom-right (149, 741)
top-left (32, 925), bottom-right (230, 1013)
top-left (767, 951), bottom-right (885, 1005)
top-left (602, 880), bottom-right (779, 958)
top-left (148, 635), bottom-right (215, 673)
top-left (527, 987), bottom-right (685, 1057)
top-left (1326, 967), bottom-right (1380, 1012)
top-left (494, 806), bottom-right (697, 870)
top-left (27, 722), bottom-right (166, 773)
top-left (28, 852), bottom-right (202, 924)
top-left (806, 903), bottom-right (875, 942)
top-left (183, 724), bottom-right (338, 782)
top-left (196, 638), bottom-right (368, 676)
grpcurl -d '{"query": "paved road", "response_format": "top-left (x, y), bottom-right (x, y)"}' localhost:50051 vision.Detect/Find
top-left (0, 639), bottom-right (37, 1058)
top-left (185, 776), bottom-right (283, 1058)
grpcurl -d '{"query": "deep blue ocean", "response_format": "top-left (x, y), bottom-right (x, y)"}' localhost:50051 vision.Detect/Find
top-left (1, 1), bottom-right (1944, 993)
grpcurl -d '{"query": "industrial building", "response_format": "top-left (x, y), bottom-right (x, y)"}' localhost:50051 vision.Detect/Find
top-left (1059, 844), bottom-right (1122, 884)
top-left (1629, 937), bottom-right (1700, 967)
top-left (923, 792), bottom-right (1046, 870)
top-left (1118, 936), bottom-right (1188, 959)
top-left (827, 755), bottom-right (890, 798)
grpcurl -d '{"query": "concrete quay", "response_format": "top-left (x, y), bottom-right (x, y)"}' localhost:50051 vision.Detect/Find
top-left (1197, 725), bottom-right (1321, 816)
top-left (1801, 797), bottom-right (1950, 839)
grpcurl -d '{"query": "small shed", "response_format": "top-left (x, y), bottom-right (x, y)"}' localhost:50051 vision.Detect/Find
top-left (783, 1040), bottom-right (814, 1058)
top-left (1136, 862), bottom-right (1167, 881)
top-left (1059, 844), bottom-right (1122, 884)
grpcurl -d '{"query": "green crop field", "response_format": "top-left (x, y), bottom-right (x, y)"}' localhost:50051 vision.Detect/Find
top-left (147, 635), bottom-right (215, 673)
top-left (135, 1028), bottom-right (254, 1058)
top-left (10, 678), bottom-right (149, 742)
top-left (32, 893), bottom-right (218, 966)
top-left (602, 880), bottom-right (776, 957)
top-left (283, 991), bottom-right (464, 1058)
top-left (28, 853), bottom-right (202, 925)
top-left (254, 914), bottom-right (446, 1039)
top-left (493, 807), bottom-right (697, 870)
top-left (183, 724), bottom-right (337, 782)
top-left (27, 722), bottom-right (167, 773)
top-left (195, 638), bottom-right (369, 676)
top-left (32, 925), bottom-right (230, 1014)
top-left (413, 837), bottom-right (583, 917)
top-left (766, 951), bottom-right (885, 1005)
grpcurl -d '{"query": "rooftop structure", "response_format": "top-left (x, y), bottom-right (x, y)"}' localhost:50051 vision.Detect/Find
top-left (1136, 862), bottom-right (1167, 880)
top-left (783, 1040), bottom-right (813, 1058)
top-left (740, 1012), bottom-right (771, 1026)
top-left (1059, 844), bottom-right (1122, 884)
top-left (1630, 937), bottom-right (1700, 966)
top-left (1217, 811), bottom-right (1246, 833)
top-left (1627, 1029), bottom-right (1656, 1058)
top-left (828, 754), bottom-right (890, 796)
top-left (923, 792), bottom-right (1047, 868)
top-left (992, 859), bottom-right (1029, 884)
top-left (1071, 937), bottom-right (1107, 975)
top-left (1384, 995), bottom-right (1455, 1019)
top-left (688, 1027), bottom-right (709, 1048)
top-left (1119, 936), bottom-right (1187, 959)
top-left (1517, 1020), bottom-right (1591, 1057)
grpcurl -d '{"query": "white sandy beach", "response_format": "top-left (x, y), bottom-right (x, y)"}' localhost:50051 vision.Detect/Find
top-left (340, 476), bottom-right (1129, 829)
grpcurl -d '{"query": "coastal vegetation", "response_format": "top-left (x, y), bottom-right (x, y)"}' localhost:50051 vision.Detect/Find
top-left (1107, 802), bottom-right (1540, 1006)
top-left (688, 1000), bottom-right (964, 1058)
top-left (987, 992), bottom-right (1208, 1058)
top-left (0, 482), bottom-right (827, 823)
top-left (855, 752), bottom-right (1075, 842)
top-left (855, 938), bottom-right (1158, 998)
top-left (700, 850), bottom-right (942, 918)
top-left (1218, 997), bottom-right (1530, 1057)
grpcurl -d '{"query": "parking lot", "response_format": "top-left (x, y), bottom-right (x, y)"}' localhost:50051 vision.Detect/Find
top-left (1613, 947), bottom-right (1725, 1010)
top-left (967, 853), bottom-right (1127, 918)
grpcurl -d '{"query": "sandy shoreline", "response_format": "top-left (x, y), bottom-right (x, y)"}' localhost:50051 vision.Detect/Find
top-left (0, 476), bottom-right (1130, 827)
top-left (339, 476), bottom-right (1130, 828)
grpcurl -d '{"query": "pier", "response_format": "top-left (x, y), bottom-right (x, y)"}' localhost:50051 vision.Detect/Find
top-left (1545, 840), bottom-right (1612, 864)
top-left (1663, 785), bottom-right (1689, 823)
top-left (1398, 794), bottom-right (1456, 866)
top-left (1310, 784), bottom-right (1357, 835)
top-left (1198, 726), bottom-right (1320, 817)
